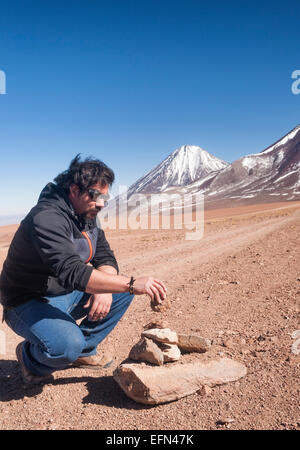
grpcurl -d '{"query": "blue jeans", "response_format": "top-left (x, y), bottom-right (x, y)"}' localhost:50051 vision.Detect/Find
top-left (4, 291), bottom-right (134, 376)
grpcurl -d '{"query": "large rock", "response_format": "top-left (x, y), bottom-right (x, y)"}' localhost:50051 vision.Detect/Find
top-left (129, 338), bottom-right (164, 366)
top-left (113, 356), bottom-right (247, 405)
top-left (142, 328), bottom-right (178, 344)
top-left (177, 334), bottom-right (211, 353)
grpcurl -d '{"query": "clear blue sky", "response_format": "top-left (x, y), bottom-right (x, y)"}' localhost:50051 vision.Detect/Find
top-left (0, 0), bottom-right (299, 218)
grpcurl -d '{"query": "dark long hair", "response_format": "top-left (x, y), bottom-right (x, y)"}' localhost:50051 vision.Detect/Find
top-left (54, 154), bottom-right (115, 193)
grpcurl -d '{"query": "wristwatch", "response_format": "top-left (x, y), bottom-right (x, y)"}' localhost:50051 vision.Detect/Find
top-left (129, 276), bottom-right (136, 295)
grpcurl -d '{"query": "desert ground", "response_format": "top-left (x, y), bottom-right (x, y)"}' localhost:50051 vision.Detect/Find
top-left (0, 201), bottom-right (299, 430)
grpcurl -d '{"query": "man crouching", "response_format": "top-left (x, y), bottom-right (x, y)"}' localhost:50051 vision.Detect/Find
top-left (0, 154), bottom-right (167, 385)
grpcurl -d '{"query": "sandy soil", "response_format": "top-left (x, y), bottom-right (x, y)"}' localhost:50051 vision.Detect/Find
top-left (0, 201), bottom-right (299, 430)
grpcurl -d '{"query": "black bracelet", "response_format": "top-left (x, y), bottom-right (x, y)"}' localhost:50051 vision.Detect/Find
top-left (129, 276), bottom-right (136, 295)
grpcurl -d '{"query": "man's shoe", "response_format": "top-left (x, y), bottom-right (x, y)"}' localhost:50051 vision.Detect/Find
top-left (16, 342), bottom-right (54, 386)
top-left (72, 353), bottom-right (114, 370)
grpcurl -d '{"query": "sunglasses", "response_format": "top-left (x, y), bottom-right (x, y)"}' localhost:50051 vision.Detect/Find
top-left (87, 188), bottom-right (110, 206)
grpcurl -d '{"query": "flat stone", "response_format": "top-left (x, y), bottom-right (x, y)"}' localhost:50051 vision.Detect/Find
top-left (129, 337), bottom-right (164, 366)
top-left (113, 356), bottom-right (247, 405)
top-left (143, 320), bottom-right (169, 331)
top-left (142, 328), bottom-right (178, 345)
top-left (177, 334), bottom-right (211, 353)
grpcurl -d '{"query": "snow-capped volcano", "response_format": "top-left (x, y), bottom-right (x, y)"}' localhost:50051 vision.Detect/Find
top-left (104, 124), bottom-right (300, 221)
top-left (128, 145), bottom-right (229, 194)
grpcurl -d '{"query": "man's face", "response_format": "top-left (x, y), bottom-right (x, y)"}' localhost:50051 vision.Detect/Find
top-left (69, 182), bottom-right (109, 219)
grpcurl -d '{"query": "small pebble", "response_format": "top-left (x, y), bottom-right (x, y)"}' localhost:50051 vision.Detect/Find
top-left (216, 418), bottom-right (235, 425)
top-left (198, 385), bottom-right (213, 396)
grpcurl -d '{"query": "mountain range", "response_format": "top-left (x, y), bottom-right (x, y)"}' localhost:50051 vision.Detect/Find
top-left (122, 124), bottom-right (300, 208)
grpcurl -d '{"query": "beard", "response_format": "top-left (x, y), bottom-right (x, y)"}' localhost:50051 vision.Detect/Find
top-left (85, 208), bottom-right (101, 219)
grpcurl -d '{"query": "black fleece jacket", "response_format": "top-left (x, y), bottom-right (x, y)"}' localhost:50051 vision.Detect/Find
top-left (0, 183), bottom-right (119, 308)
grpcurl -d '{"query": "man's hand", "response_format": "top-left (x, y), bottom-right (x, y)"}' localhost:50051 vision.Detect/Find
top-left (132, 276), bottom-right (167, 305)
top-left (84, 293), bottom-right (113, 321)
